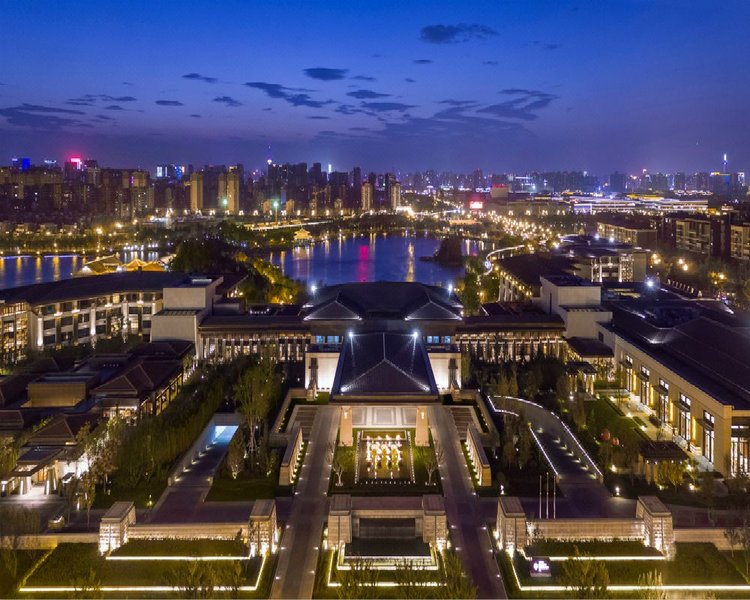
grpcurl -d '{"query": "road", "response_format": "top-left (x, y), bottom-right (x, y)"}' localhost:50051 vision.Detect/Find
top-left (429, 405), bottom-right (507, 599)
top-left (270, 405), bottom-right (338, 599)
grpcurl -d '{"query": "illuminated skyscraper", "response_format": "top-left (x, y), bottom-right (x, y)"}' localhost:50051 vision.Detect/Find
top-left (389, 182), bottom-right (401, 211)
top-left (190, 172), bottom-right (204, 212)
top-left (361, 182), bottom-right (373, 212)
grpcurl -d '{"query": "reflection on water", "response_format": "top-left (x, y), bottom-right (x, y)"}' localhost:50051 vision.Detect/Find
top-left (269, 233), bottom-right (482, 287)
top-left (0, 250), bottom-right (160, 290)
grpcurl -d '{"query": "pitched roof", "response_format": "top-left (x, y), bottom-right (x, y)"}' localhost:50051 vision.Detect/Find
top-left (331, 332), bottom-right (438, 397)
top-left (303, 282), bottom-right (462, 322)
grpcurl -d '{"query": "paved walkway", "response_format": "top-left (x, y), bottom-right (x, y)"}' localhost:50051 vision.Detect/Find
top-left (150, 425), bottom-right (237, 523)
top-left (270, 405), bottom-right (338, 599)
top-left (430, 405), bottom-right (506, 599)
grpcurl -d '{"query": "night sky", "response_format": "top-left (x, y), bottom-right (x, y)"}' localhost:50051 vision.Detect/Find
top-left (1, 0), bottom-right (749, 174)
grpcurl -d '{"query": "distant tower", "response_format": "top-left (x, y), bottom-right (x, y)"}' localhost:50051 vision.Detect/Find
top-left (190, 172), bottom-right (204, 213)
top-left (723, 153), bottom-right (728, 173)
top-left (361, 182), bottom-right (373, 212)
top-left (389, 182), bottom-right (401, 211)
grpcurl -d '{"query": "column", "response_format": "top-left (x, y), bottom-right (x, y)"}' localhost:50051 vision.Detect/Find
top-left (340, 406), bottom-right (353, 447)
top-left (416, 406), bottom-right (429, 447)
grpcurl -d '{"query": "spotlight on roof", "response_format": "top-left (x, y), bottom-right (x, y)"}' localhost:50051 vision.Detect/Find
top-left (310, 284), bottom-right (317, 294)
top-left (348, 330), bottom-right (354, 339)
top-left (645, 278), bottom-right (655, 289)
top-left (608, 236), bottom-right (615, 243)
top-left (447, 283), bottom-right (453, 295)
top-left (412, 331), bottom-right (419, 339)
top-left (594, 233), bottom-right (600, 240)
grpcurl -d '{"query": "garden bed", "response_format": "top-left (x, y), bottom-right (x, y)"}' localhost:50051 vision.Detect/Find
top-left (112, 539), bottom-right (247, 557)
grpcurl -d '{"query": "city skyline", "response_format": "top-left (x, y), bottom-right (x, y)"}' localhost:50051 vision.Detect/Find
top-left (2, 0), bottom-right (750, 173)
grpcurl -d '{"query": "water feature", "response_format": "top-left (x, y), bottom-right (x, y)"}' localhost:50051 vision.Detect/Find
top-left (268, 232), bottom-right (489, 287)
top-left (0, 250), bottom-right (160, 290)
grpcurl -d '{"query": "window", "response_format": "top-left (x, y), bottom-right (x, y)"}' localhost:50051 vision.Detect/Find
top-left (677, 394), bottom-right (691, 440)
top-left (703, 411), bottom-right (715, 464)
top-left (639, 366), bottom-right (651, 407)
top-left (443, 336), bottom-right (451, 344)
top-left (315, 335), bottom-right (324, 344)
top-left (731, 427), bottom-right (750, 475)
top-left (657, 379), bottom-right (669, 424)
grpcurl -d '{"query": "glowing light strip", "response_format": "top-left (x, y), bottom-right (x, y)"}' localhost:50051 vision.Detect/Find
top-left (528, 426), bottom-right (560, 478)
top-left (491, 395), bottom-right (602, 477)
top-left (546, 555), bottom-right (666, 561)
top-left (22, 553), bottom-right (267, 594)
top-left (505, 553), bottom-right (748, 592)
top-left (106, 555), bottom-right (247, 561)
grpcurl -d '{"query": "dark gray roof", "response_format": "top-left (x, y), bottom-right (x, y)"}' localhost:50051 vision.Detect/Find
top-left (497, 254), bottom-right (573, 287)
top-left (303, 282), bottom-right (462, 322)
top-left (0, 271), bottom-right (189, 305)
top-left (567, 337), bottom-right (614, 358)
top-left (608, 301), bottom-right (750, 410)
top-left (331, 332), bottom-right (438, 397)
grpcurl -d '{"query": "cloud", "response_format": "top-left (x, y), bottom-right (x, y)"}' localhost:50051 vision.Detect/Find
top-left (303, 67), bottom-right (348, 81)
top-left (68, 94), bottom-right (137, 104)
top-left (439, 99), bottom-right (478, 107)
top-left (420, 23), bottom-right (498, 44)
top-left (213, 95), bottom-right (242, 107)
top-left (189, 114), bottom-right (202, 118)
top-left (105, 105), bottom-right (125, 111)
top-left (404, 78), bottom-right (416, 83)
top-left (0, 104), bottom-right (87, 129)
top-left (95, 114), bottom-right (115, 121)
top-left (361, 102), bottom-right (416, 112)
top-left (351, 75), bottom-right (376, 82)
top-left (102, 95), bottom-right (136, 102)
top-left (477, 89), bottom-right (558, 120)
top-left (526, 40), bottom-right (562, 51)
top-left (413, 59), bottom-right (432, 64)
top-left (543, 43), bottom-right (561, 51)
top-left (245, 82), bottom-right (331, 108)
top-left (182, 73), bottom-right (217, 84)
top-left (155, 100), bottom-right (184, 106)
top-left (347, 89), bottom-right (390, 99)
top-left (483, 60), bottom-right (498, 65)
top-left (122, 81), bottom-right (133, 86)
top-left (308, 115), bottom-right (330, 120)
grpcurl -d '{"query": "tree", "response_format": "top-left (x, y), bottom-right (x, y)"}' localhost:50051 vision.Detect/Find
top-left (0, 439), bottom-right (19, 487)
top-left (517, 421), bottom-right (533, 469)
top-left (226, 431), bottom-right (245, 480)
top-left (235, 356), bottom-right (279, 466)
top-left (71, 567), bottom-right (102, 600)
top-left (521, 371), bottom-right (539, 400)
top-left (560, 546), bottom-right (609, 599)
top-left (740, 517), bottom-right (750, 575)
top-left (394, 559), bottom-right (424, 599)
top-left (337, 558), bottom-right (378, 599)
top-left (424, 443), bottom-right (444, 487)
top-left (502, 434), bottom-right (516, 470)
top-left (636, 570), bottom-right (667, 600)
top-left (167, 560), bottom-right (218, 599)
top-left (725, 525), bottom-right (741, 557)
top-left (0, 506), bottom-right (41, 580)
top-left (508, 365), bottom-right (519, 398)
top-left (80, 471), bottom-right (96, 528)
top-left (329, 443), bottom-right (345, 487)
top-left (555, 375), bottom-right (570, 408)
top-left (438, 550), bottom-right (476, 599)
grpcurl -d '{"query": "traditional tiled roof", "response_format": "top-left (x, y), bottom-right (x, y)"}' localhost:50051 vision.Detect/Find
top-left (331, 332), bottom-right (438, 397)
top-left (303, 281), bottom-right (462, 321)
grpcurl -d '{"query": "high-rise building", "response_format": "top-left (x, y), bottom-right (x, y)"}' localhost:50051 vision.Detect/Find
top-left (219, 170), bottom-right (241, 213)
top-left (361, 182), bottom-right (373, 212)
top-left (190, 172), bottom-right (204, 212)
top-left (609, 171), bottom-right (627, 194)
top-left (389, 182), bottom-right (401, 211)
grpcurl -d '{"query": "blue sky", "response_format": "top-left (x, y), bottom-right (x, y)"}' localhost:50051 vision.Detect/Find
top-left (1, 0), bottom-right (749, 174)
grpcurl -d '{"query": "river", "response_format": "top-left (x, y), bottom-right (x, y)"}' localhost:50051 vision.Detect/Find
top-left (0, 233), bottom-right (492, 290)
top-left (268, 232), bottom-right (489, 287)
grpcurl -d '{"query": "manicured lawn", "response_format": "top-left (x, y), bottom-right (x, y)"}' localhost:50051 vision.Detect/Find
top-left (92, 478), bottom-right (167, 510)
top-left (112, 538), bottom-right (247, 557)
top-left (205, 450), bottom-right (292, 501)
top-left (509, 543), bottom-right (746, 589)
top-left (525, 539), bottom-right (662, 558)
top-left (26, 543), bottom-right (263, 588)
